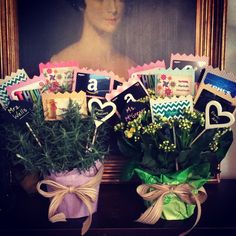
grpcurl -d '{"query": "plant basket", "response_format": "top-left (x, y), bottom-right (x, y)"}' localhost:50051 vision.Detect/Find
top-left (37, 162), bottom-right (104, 235)
top-left (134, 164), bottom-right (208, 222)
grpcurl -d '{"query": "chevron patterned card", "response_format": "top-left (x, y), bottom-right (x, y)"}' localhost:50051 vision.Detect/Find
top-left (0, 75), bottom-right (12, 85)
top-left (41, 91), bottom-right (87, 121)
top-left (155, 68), bottom-right (195, 97)
top-left (0, 69), bottom-right (28, 108)
top-left (150, 95), bottom-right (193, 122)
top-left (170, 53), bottom-right (208, 83)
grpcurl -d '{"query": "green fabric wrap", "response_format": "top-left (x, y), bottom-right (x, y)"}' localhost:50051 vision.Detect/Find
top-left (134, 163), bottom-right (210, 220)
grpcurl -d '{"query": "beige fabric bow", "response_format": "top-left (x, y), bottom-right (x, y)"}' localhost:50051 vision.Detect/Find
top-left (37, 166), bottom-right (104, 235)
top-left (136, 183), bottom-right (207, 236)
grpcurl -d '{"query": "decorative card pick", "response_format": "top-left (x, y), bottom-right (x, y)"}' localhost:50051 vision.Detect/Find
top-left (73, 72), bottom-right (113, 98)
top-left (170, 53), bottom-right (209, 83)
top-left (3, 100), bottom-right (42, 147)
top-left (121, 101), bottom-right (149, 123)
top-left (0, 75), bottom-right (12, 85)
top-left (6, 75), bottom-right (46, 101)
top-left (128, 60), bottom-right (166, 79)
top-left (0, 69), bottom-right (29, 108)
top-left (198, 66), bottom-right (236, 98)
top-left (88, 98), bottom-right (116, 128)
top-left (41, 91), bottom-right (87, 121)
top-left (39, 61), bottom-right (79, 92)
top-left (105, 78), bottom-right (149, 116)
top-left (138, 74), bottom-right (157, 90)
top-left (192, 77), bottom-right (236, 146)
top-left (150, 95), bottom-right (193, 122)
top-left (4, 100), bottom-right (33, 123)
top-left (190, 100), bottom-right (235, 146)
top-left (155, 68), bottom-right (195, 97)
top-left (8, 89), bottom-right (41, 103)
top-left (194, 84), bottom-right (236, 116)
top-left (113, 80), bottom-right (123, 90)
top-left (205, 100), bottom-right (235, 129)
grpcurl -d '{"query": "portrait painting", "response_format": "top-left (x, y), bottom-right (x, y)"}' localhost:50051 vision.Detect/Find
top-left (17, 0), bottom-right (196, 79)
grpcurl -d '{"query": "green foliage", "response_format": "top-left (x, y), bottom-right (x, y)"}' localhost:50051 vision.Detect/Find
top-left (4, 101), bottom-right (109, 175)
top-left (114, 100), bottom-right (233, 181)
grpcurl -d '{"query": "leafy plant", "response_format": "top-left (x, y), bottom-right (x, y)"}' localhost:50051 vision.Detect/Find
top-left (4, 101), bottom-right (109, 176)
top-left (114, 98), bottom-right (233, 181)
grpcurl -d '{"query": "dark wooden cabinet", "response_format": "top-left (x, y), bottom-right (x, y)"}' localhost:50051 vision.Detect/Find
top-left (1, 180), bottom-right (236, 236)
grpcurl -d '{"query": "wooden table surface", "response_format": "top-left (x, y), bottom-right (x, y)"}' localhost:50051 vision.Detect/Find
top-left (1, 180), bottom-right (236, 236)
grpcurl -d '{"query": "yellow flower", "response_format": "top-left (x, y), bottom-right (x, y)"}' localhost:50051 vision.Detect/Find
top-left (125, 130), bottom-right (133, 139)
top-left (130, 127), bottom-right (136, 133)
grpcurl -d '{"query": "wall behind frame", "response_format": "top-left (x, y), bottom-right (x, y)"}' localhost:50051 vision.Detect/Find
top-left (221, 0), bottom-right (236, 179)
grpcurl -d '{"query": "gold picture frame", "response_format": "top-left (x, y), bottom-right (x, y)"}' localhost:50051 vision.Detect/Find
top-left (0, 0), bottom-right (227, 183)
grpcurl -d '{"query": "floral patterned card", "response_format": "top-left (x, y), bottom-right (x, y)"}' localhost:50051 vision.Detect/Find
top-left (170, 53), bottom-right (209, 83)
top-left (150, 95), bottom-right (193, 122)
top-left (41, 91), bottom-right (87, 121)
top-left (155, 68), bottom-right (195, 97)
top-left (39, 61), bottom-right (79, 92)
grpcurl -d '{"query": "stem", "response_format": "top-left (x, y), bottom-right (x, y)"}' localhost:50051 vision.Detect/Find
top-left (26, 122), bottom-right (42, 147)
top-left (86, 127), bottom-right (98, 152)
top-left (91, 127), bottom-right (98, 145)
top-left (175, 158), bottom-right (179, 171)
top-left (190, 129), bottom-right (206, 147)
top-left (173, 126), bottom-right (177, 146)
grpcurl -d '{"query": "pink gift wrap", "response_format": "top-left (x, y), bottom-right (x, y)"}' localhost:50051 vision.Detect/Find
top-left (46, 162), bottom-right (102, 219)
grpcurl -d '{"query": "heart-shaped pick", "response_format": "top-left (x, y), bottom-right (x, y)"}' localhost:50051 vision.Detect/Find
top-left (205, 100), bottom-right (235, 129)
top-left (88, 98), bottom-right (116, 127)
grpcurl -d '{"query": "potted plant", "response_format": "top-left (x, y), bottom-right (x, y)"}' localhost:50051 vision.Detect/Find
top-left (4, 100), bottom-right (108, 235)
top-left (114, 94), bottom-right (234, 235)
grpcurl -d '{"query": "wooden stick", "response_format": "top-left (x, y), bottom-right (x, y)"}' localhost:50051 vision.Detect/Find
top-left (26, 122), bottom-right (42, 147)
top-left (190, 129), bottom-right (206, 147)
top-left (172, 126), bottom-right (179, 171)
top-left (86, 126), bottom-right (98, 152)
top-left (173, 126), bottom-right (176, 146)
top-left (91, 126), bottom-right (98, 146)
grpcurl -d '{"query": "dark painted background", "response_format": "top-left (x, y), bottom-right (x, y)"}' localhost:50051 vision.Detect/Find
top-left (18, 0), bottom-right (196, 77)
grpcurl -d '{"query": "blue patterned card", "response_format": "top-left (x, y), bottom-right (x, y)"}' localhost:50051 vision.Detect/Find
top-left (200, 67), bottom-right (236, 98)
top-left (150, 95), bottom-right (193, 122)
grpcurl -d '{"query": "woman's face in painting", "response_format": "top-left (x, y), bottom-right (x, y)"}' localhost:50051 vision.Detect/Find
top-left (84, 0), bottom-right (125, 33)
